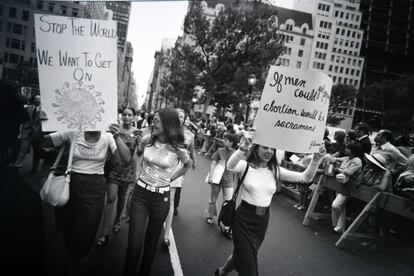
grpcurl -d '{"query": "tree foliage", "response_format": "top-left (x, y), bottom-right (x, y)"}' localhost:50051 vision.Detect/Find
top-left (173, 0), bottom-right (285, 117)
top-left (326, 83), bottom-right (358, 127)
top-left (357, 76), bottom-right (414, 133)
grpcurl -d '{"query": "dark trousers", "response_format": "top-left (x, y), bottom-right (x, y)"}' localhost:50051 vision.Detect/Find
top-left (232, 201), bottom-right (269, 276)
top-left (123, 185), bottom-right (170, 276)
top-left (174, 187), bottom-right (181, 209)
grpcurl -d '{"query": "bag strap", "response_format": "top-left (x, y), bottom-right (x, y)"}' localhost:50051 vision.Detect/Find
top-left (65, 132), bottom-right (77, 175)
top-left (50, 146), bottom-right (66, 171)
top-left (232, 164), bottom-right (249, 201)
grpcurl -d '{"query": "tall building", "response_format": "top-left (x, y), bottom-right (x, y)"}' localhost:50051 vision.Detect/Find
top-left (145, 41), bottom-right (174, 113)
top-left (293, 0), bottom-right (365, 130)
top-left (105, 1), bottom-right (131, 53)
top-left (274, 8), bottom-right (314, 70)
top-left (359, 0), bottom-right (414, 84)
top-left (0, 0), bottom-right (85, 83)
top-left (119, 41), bottom-right (138, 109)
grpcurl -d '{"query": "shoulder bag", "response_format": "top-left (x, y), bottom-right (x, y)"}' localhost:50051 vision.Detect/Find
top-left (218, 164), bottom-right (250, 229)
top-left (40, 135), bottom-right (76, 207)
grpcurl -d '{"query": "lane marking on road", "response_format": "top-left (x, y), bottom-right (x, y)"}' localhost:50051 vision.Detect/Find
top-left (168, 228), bottom-right (184, 276)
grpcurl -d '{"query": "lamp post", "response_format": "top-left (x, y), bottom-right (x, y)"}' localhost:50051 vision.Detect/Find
top-left (191, 97), bottom-right (197, 116)
top-left (245, 74), bottom-right (257, 123)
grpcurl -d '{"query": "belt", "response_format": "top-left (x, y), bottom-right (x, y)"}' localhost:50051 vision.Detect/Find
top-left (137, 179), bottom-right (170, 194)
top-left (240, 200), bottom-right (269, 216)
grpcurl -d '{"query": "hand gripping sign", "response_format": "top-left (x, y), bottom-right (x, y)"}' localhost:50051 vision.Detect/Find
top-left (252, 66), bottom-right (332, 153)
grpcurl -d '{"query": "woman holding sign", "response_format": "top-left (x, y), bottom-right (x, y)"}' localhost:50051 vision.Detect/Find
top-left (215, 134), bottom-right (326, 276)
top-left (40, 125), bottom-right (131, 275)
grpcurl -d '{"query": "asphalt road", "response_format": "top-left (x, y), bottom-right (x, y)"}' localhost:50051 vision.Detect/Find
top-left (20, 150), bottom-right (414, 276)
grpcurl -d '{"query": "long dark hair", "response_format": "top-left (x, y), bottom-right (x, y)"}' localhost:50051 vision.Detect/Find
top-left (246, 144), bottom-right (279, 182)
top-left (150, 109), bottom-right (185, 149)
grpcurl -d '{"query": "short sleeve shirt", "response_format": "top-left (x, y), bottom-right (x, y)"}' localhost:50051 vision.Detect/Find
top-left (50, 131), bottom-right (117, 175)
top-left (138, 135), bottom-right (189, 188)
top-left (212, 148), bottom-right (236, 185)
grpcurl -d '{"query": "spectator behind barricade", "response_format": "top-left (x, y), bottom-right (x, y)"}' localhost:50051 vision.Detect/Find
top-left (355, 123), bottom-right (372, 154)
top-left (225, 123), bottom-right (236, 135)
top-left (331, 130), bottom-right (346, 157)
top-left (395, 134), bottom-right (412, 158)
top-left (346, 129), bottom-right (357, 143)
top-left (357, 153), bottom-right (392, 192)
top-left (394, 155), bottom-right (414, 200)
top-left (372, 129), bottom-right (407, 179)
top-left (330, 142), bottom-right (364, 233)
top-left (324, 128), bottom-right (332, 153)
top-left (216, 121), bottom-right (226, 138)
top-left (14, 94), bottom-right (48, 172)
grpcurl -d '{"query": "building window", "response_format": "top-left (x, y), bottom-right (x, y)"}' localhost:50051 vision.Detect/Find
top-left (356, 70), bottom-right (360, 76)
top-left (31, 42), bottom-right (35, 52)
top-left (286, 24), bottom-right (293, 31)
top-left (10, 38), bottom-right (20, 49)
top-left (37, 0), bottom-right (43, 9)
top-left (358, 60), bottom-right (362, 66)
top-left (296, 61), bottom-right (301, 68)
top-left (21, 41), bottom-right (25, 51)
top-left (22, 10), bottom-right (29, 21)
top-left (302, 27), bottom-right (307, 34)
top-left (9, 7), bottom-right (17, 18)
top-left (338, 77), bottom-right (342, 82)
top-left (329, 65), bottom-right (333, 71)
top-left (12, 24), bottom-right (22, 35)
top-left (48, 2), bottom-right (55, 12)
top-left (334, 66), bottom-right (338, 72)
top-left (72, 8), bottom-right (79, 17)
top-left (298, 50), bottom-right (303, 57)
top-left (335, 10), bottom-right (339, 17)
top-left (300, 38), bottom-right (305, 46)
top-left (9, 53), bottom-right (19, 64)
top-left (287, 48), bottom-right (292, 55)
top-left (61, 5), bottom-right (67, 15)
top-left (333, 76), bottom-right (337, 82)
top-left (340, 67), bottom-right (344, 73)
top-left (345, 68), bottom-right (349, 74)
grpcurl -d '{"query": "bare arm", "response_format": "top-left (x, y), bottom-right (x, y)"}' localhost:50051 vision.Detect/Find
top-left (170, 159), bottom-right (193, 182)
top-left (189, 138), bottom-right (196, 169)
top-left (109, 124), bottom-right (131, 164)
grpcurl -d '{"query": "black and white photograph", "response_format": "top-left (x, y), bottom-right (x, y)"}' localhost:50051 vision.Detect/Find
top-left (1, 0), bottom-right (413, 275)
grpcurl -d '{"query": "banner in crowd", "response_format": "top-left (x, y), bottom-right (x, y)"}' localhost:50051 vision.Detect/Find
top-left (252, 66), bottom-right (332, 153)
top-left (34, 14), bottom-right (117, 131)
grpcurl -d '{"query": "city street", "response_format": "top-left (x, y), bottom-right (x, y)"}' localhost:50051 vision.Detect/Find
top-left (19, 151), bottom-right (413, 276)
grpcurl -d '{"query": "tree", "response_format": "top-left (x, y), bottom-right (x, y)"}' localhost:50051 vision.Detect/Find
top-left (327, 84), bottom-right (358, 127)
top-left (358, 76), bottom-right (414, 133)
top-left (159, 43), bottom-right (198, 112)
top-left (177, 0), bottom-right (285, 118)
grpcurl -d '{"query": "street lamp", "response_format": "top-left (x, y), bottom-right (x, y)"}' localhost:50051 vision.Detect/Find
top-left (245, 74), bottom-right (257, 123)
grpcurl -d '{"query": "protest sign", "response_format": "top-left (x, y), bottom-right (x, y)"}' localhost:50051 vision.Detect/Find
top-left (34, 14), bottom-right (117, 131)
top-left (252, 66), bottom-right (332, 153)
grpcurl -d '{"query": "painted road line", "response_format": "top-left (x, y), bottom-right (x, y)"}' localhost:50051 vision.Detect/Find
top-left (168, 228), bottom-right (183, 276)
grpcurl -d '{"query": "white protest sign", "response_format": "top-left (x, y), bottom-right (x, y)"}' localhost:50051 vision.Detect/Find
top-left (252, 66), bottom-right (332, 153)
top-left (34, 14), bottom-right (117, 131)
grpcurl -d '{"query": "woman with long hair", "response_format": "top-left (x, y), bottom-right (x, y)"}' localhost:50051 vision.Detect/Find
top-left (40, 125), bottom-right (131, 275)
top-left (123, 109), bottom-right (193, 276)
top-left (216, 136), bottom-right (325, 276)
top-left (162, 108), bottom-right (196, 247)
top-left (205, 133), bottom-right (239, 238)
top-left (96, 107), bottom-right (140, 246)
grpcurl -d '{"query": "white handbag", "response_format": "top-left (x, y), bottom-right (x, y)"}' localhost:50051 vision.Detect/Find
top-left (40, 136), bottom-right (76, 207)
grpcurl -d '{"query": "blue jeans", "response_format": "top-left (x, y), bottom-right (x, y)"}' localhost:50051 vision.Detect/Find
top-left (123, 185), bottom-right (170, 276)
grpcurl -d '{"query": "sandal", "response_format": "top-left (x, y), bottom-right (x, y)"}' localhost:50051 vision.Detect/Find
top-left (96, 234), bottom-right (109, 247)
top-left (113, 222), bottom-right (121, 233)
top-left (162, 238), bottom-right (170, 248)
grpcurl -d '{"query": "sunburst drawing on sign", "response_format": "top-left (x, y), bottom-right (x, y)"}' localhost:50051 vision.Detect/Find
top-left (52, 81), bottom-right (105, 130)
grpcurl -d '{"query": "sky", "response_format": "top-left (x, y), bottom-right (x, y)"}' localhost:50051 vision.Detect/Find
top-left (127, 0), bottom-right (295, 107)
